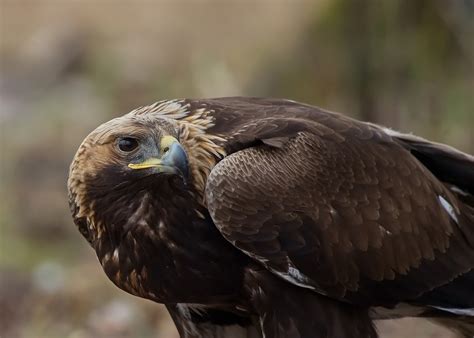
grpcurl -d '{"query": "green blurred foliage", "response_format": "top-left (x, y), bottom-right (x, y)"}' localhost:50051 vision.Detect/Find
top-left (0, 1), bottom-right (471, 337)
top-left (254, 0), bottom-right (473, 149)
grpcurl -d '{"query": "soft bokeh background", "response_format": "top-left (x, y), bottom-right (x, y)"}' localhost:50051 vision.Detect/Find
top-left (1, 1), bottom-right (473, 337)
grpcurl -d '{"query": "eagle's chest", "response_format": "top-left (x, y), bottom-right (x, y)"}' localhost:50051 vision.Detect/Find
top-left (98, 193), bottom-right (245, 303)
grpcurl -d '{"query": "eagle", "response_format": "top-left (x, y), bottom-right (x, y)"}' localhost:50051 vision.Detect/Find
top-left (68, 97), bottom-right (474, 338)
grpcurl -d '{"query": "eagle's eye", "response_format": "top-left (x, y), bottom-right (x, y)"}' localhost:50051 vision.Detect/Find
top-left (117, 137), bottom-right (139, 152)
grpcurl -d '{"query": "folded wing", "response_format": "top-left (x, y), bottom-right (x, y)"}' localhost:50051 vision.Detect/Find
top-left (205, 111), bottom-right (474, 307)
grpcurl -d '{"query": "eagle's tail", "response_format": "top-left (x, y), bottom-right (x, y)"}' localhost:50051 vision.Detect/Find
top-left (412, 271), bottom-right (474, 337)
top-left (419, 270), bottom-right (474, 313)
top-left (383, 128), bottom-right (474, 195)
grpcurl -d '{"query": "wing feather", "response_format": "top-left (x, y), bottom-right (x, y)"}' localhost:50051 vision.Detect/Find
top-left (204, 114), bottom-right (474, 306)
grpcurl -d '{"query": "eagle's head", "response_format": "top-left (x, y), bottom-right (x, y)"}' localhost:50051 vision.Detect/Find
top-left (67, 113), bottom-right (192, 295)
top-left (68, 114), bottom-right (189, 237)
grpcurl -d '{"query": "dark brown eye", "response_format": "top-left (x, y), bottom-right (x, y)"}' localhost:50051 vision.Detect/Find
top-left (118, 137), bottom-right (139, 152)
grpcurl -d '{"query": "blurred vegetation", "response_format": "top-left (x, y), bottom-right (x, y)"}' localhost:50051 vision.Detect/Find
top-left (0, 1), bottom-right (472, 337)
top-left (255, 0), bottom-right (474, 149)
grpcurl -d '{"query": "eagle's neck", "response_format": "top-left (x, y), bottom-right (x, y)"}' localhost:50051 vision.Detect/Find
top-left (95, 176), bottom-right (246, 304)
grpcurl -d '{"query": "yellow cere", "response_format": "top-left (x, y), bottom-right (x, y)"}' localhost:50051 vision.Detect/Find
top-left (128, 136), bottom-right (177, 169)
top-left (160, 135), bottom-right (178, 153)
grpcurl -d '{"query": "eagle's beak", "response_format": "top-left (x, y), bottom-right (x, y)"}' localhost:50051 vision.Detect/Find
top-left (128, 140), bottom-right (189, 179)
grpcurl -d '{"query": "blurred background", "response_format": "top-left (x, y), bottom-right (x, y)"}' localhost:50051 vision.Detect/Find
top-left (1, 1), bottom-right (473, 337)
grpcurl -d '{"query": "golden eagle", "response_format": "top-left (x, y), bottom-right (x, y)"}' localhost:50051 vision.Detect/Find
top-left (68, 97), bottom-right (474, 337)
